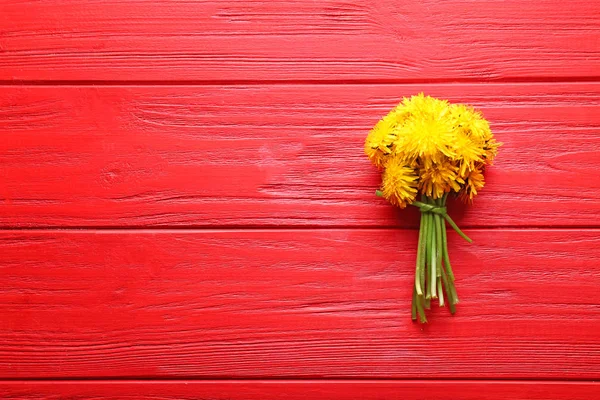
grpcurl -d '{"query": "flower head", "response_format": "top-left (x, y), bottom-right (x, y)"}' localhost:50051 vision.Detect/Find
top-left (419, 160), bottom-right (463, 199)
top-left (393, 94), bottom-right (456, 165)
top-left (364, 110), bottom-right (400, 168)
top-left (458, 165), bottom-right (486, 203)
top-left (451, 103), bottom-right (500, 166)
top-left (381, 156), bottom-right (419, 208)
top-left (453, 131), bottom-right (485, 178)
top-left (366, 94), bottom-right (500, 206)
top-left (482, 137), bottom-right (500, 164)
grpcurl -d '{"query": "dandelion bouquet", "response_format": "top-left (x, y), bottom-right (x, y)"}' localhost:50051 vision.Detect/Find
top-left (365, 94), bottom-right (500, 323)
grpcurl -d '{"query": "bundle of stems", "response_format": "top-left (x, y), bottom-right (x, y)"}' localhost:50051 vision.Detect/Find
top-left (411, 193), bottom-right (472, 323)
top-left (365, 94), bottom-right (500, 322)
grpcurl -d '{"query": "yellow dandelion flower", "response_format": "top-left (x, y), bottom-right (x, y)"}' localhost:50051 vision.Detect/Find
top-left (402, 93), bottom-right (450, 120)
top-left (483, 137), bottom-right (501, 164)
top-left (451, 103), bottom-right (501, 166)
top-left (365, 109), bottom-right (401, 168)
top-left (381, 156), bottom-right (419, 208)
top-left (419, 161), bottom-right (463, 199)
top-left (391, 101), bottom-right (413, 122)
top-left (454, 132), bottom-right (485, 178)
top-left (393, 94), bottom-right (456, 163)
top-left (451, 104), bottom-right (492, 142)
top-left (367, 94), bottom-right (498, 205)
top-left (458, 165), bottom-right (486, 203)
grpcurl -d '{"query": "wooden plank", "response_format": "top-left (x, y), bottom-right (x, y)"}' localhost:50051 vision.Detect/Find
top-left (1, 0), bottom-right (599, 82)
top-left (2, 380), bottom-right (599, 400)
top-left (1, 83), bottom-right (599, 227)
top-left (1, 229), bottom-right (599, 379)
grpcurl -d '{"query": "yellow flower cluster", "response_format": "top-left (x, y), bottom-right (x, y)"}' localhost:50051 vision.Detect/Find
top-left (365, 93), bottom-right (500, 207)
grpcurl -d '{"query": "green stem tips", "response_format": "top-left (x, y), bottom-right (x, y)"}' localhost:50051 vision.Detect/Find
top-left (375, 190), bottom-right (470, 323)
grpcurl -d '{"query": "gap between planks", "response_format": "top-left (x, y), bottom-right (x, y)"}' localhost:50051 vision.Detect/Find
top-left (3, 380), bottom-right (599, 400)
top-left (3, 77), bottom-right (600, 86)
top-left (1, 226), bottom-right (600, 232)
top-left (2, 378), bottom-right (600, 383)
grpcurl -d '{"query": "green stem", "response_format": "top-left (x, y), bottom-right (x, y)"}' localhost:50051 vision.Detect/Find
top-left (442, 196), bottom-right (454, 282)
top-left (422, 198), bottom-right (432, 299)
top-left (443, 213), bottom-right (472, 243)
top-left (417, 294), bottom-right (427, 323)
top-left (420, 230), bottom-right (426, 301)
top-left (434, 198), bottom-right (444, 306)
top-left (411, 195), bottom-right (472, 244)
top-left (435, 198), bottom-right (443, 278)
top-left (428, 198), bottom-right (437, 299)
top-left (415, 211), bottom-right (426, 296)
top-left (425, 211), bottom-right (432, 300)
top-left (441, 267), bottom-right (456, 314)
top-left (419, 195), bottom-right (428, 316)
top-left (441, 214), bottom-right (455, 282)
top-left (441, 196), bottom-right (459, 304)
top-left (450, 281), bottom-right (459, 305)
top-left (411, 201), bottom-right (444, 214)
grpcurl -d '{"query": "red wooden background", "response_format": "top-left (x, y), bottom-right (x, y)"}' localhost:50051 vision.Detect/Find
top-left (1, 1), bottom-right (600, 398)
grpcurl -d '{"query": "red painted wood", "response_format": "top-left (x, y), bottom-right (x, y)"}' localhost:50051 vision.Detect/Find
top-left (2, 83), bottom-right (599, 227)
top-left (2, 380), bottom-right (599, 400)
top-left (1, 229), bottom-right (599, 379)
top-left (2, 0), bottom-right (600, 391)
top-left (1, 1), bottom-right (599, 81)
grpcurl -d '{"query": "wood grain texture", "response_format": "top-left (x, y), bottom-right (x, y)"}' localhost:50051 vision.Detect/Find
top-left (2, 229), bottom-right (599, 379)
top-left (2, 83), bottom-right (599, 227)
top-left (1, 0), bottom-right (599, 82)
top-left (2, 380), bottom-right (600, 400)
